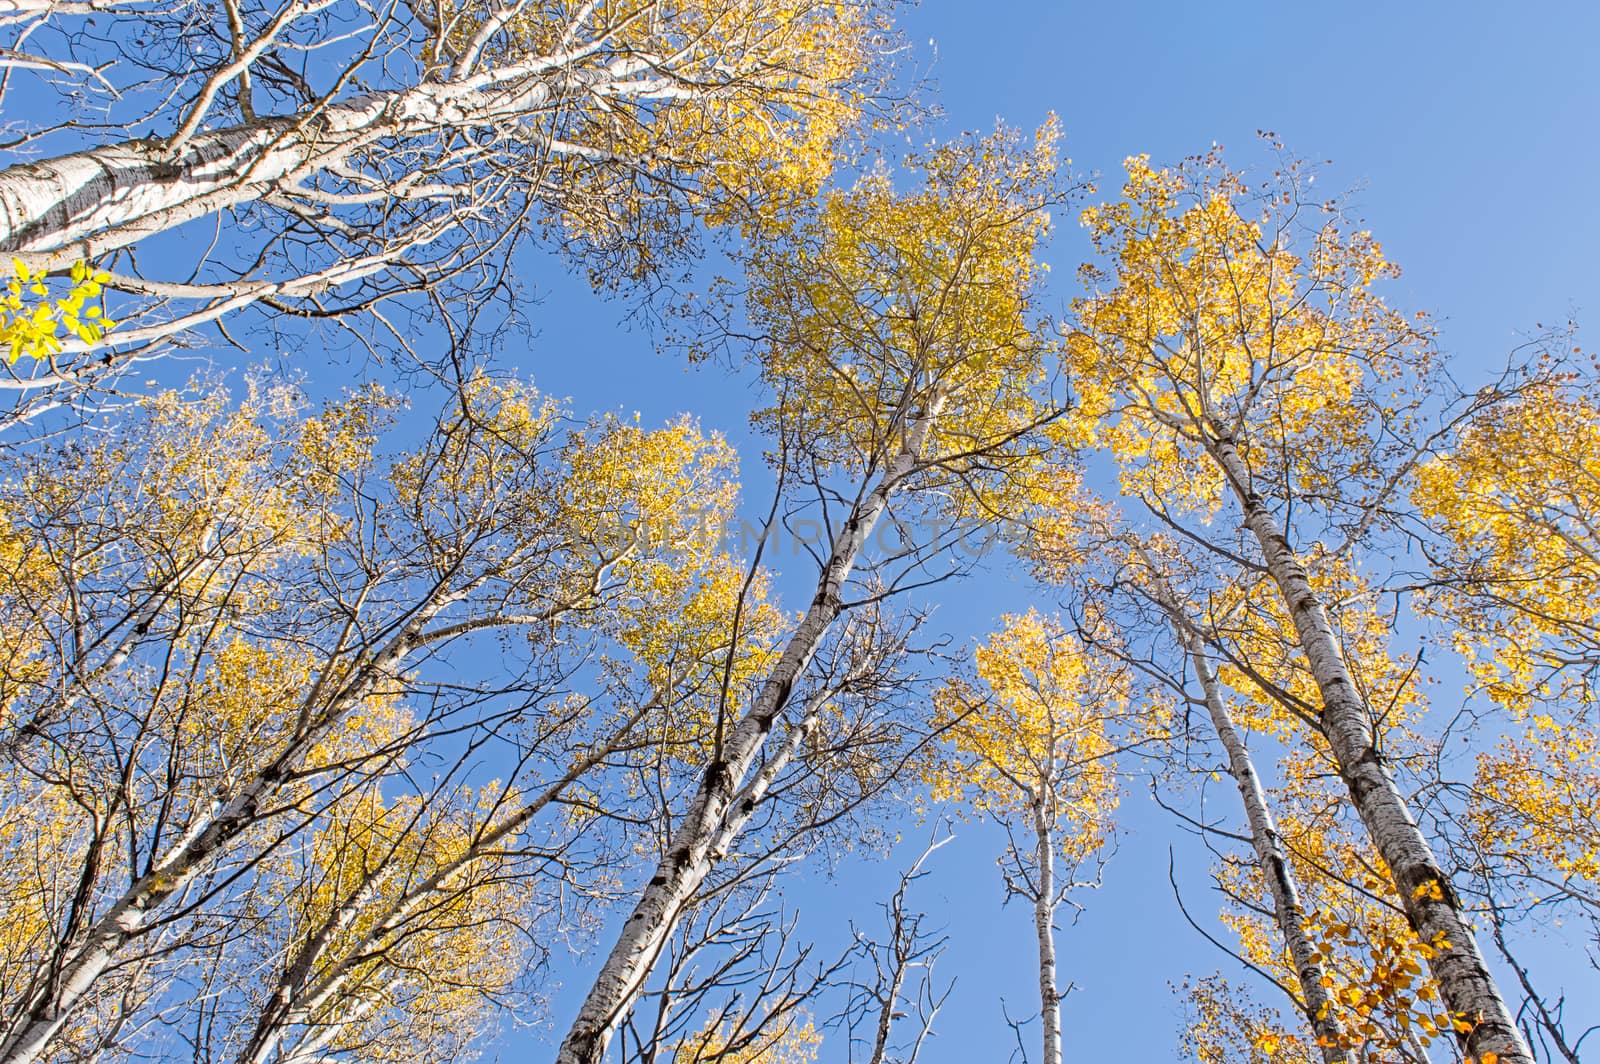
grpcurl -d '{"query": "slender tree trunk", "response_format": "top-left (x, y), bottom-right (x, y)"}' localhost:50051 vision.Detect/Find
top-left (1130, 540), bottom-right (1352, 1060)
top-left (554, 403), bottom-right (942, 1064)
top-left (1184, 630), bottom-right (1356, 1063)
top-left (1207, 434), bottom-right (1533, 1064)
top-left (1031, 796), bottom-right (1061, 1064)
top-left (867, 925), bottom-right (910, 1064)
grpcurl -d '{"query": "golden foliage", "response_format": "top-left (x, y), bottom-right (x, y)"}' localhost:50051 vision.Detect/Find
top-left (1469, 714), bottom-right (1600, 889)
top-left (737, 121), bottom-right (1066, 477)
top-left (1414, 379), bottom-right (1600, 712)
top-left (1214, 765), bottom-right (1452, 1059)
top-left (930, 610), bottom-right (1122, 853)
top-left (422, 0), bottom-right (890, 261)
top-left (669, 1017), bottom-right (821, 1064)
top-left (1, 259), bottom-right (115, 363)
top-left (1069, 152), bottom-right (1431, 517)
top-left (1182, 973), bottom-right (1311, 1064)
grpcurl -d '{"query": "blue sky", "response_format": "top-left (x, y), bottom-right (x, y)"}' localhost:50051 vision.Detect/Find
top-left (512, 3), bottom-right (1600, 1060)
top-left (1, 2), bottom-right (1594, 1060)
top-left (14, 0), bottom-right (1581, 1057)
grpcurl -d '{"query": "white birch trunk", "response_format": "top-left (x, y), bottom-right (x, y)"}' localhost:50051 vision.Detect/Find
top-left (866, 959), bottom-right (908, 1064)
top-left (0, 55), bottom-right (603, 258)
top-left (1184, 629), bottom-right (1355, 1063)
top-left (1030, 795), bottom-right (1061, 1064)
top-left (1207, 434), bottom-right (1532, 1064)
top-left (554, 403), bottom-right (942, 1064)
top-left (1129, 541), bottom-right (1352, 1059)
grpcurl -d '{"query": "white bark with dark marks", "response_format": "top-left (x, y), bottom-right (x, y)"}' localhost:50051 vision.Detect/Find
top-left (0, 54), bottom-right (608, 259)
top-left (1031, 795), bottom-right (1061, 1064)
top-left (1185, 631), bottom-right (1355, 1063)
top-left (1128, 540), bottom-right (1352, 1060)
top-left (554, 401), bottom-right (943, 1064)
top-left (1208, 434), bottom-right (1532, 1064)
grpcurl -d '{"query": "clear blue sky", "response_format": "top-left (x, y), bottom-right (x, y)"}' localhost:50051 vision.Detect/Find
top-left (0, 2), bottom-right (1591, 1059)
top-left (511, 3), bottom-right (1600, 1060)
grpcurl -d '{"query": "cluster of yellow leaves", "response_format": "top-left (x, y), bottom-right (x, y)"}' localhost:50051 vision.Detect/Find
top-left (742, 121), bottom-right (1064, 477)
top-left (608, 550), bottom-right (788, 751)
top-left (1469, 714), bottom-right (1600, 887)
top-left (387, 376), bottom-right (562, 558)
top-left (1008, 462), bottom-right (1110, 583)
top-left (386, 378), bottom-right (751, 653)
top-left (557, 413), bottom-right (738, 568)
top-left (0, 508), bottom-right (54, 724)
top-left (71, 382), bottom-right (389, 592)
top-left (669, 1017), bottom-right (821, 1064)
top-left (1216, 779), bottom-right (1449, 1058)
top-left (1413, 380), bottom-right (1600, 713)
top-left (1068, 153), bottom-right (1429, 517)
top-left (275, 782), bottom-right (534, 1061)
top-left (177, 637), bottom-right (320, 775)
top-left (423, 0), bottom-right (883, 258)
top-left (294, 382), bottom-right (397, 500)
top-left (1181, 973), bottom-right (1311, 1064)
top-left (558, 412), bottom-right (785, 749)
top-left (0, 772), bottom-right (88, 995)
top-left (930, 610), bottom-right (1122, 851)
top-left (1, 259), bottom-right (115, 364)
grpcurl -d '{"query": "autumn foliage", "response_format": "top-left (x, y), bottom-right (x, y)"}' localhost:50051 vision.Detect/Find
top-left (0, 8), bottom-right (1590, 1064)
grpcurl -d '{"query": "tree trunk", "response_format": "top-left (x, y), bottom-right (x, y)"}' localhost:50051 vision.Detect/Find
top-left (1208, 434), bottom-right (1532, 1064)
top-left (1031, 796), bottom-right (1061, 1064)
top-left (554, 403), bottom-right (941, 1064)
top-left (0, 59), bottom-right (581, 258)
top-left (1130, 539), bottom-right (1352, 1059)
top-left (1184, 630), bottom-right (1356, 1063)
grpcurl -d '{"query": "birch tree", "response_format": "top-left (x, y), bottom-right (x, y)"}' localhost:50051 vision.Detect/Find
top-left (1109, 537), bottom-right (1359, 1064)
top-left (928, 611), bottom-right (1123, 1064)
top-left (1018, 467), bottom-right (1367, 1061)
top-left (1074, 530), bottom-right (1455, 1062)
top-left (1064, 151), bottom-right (1533, 1063)
top-left (556, 122), bottom-right (1072, 1063)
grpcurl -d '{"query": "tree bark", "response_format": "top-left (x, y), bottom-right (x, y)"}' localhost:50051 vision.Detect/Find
top-left (1129, 539), bottom-right (1352, 1060)
top-left (1184, 629), bottom-right (1356, 1063)
top-left (0, 56), bottom-right (588, 259)
top-left (1031, 796), bottom-right (1061, 1064)
top-left (554, 402), bottom-right (942, 1064)
top-left (1208, 434), bottom-right (1533, 1064)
